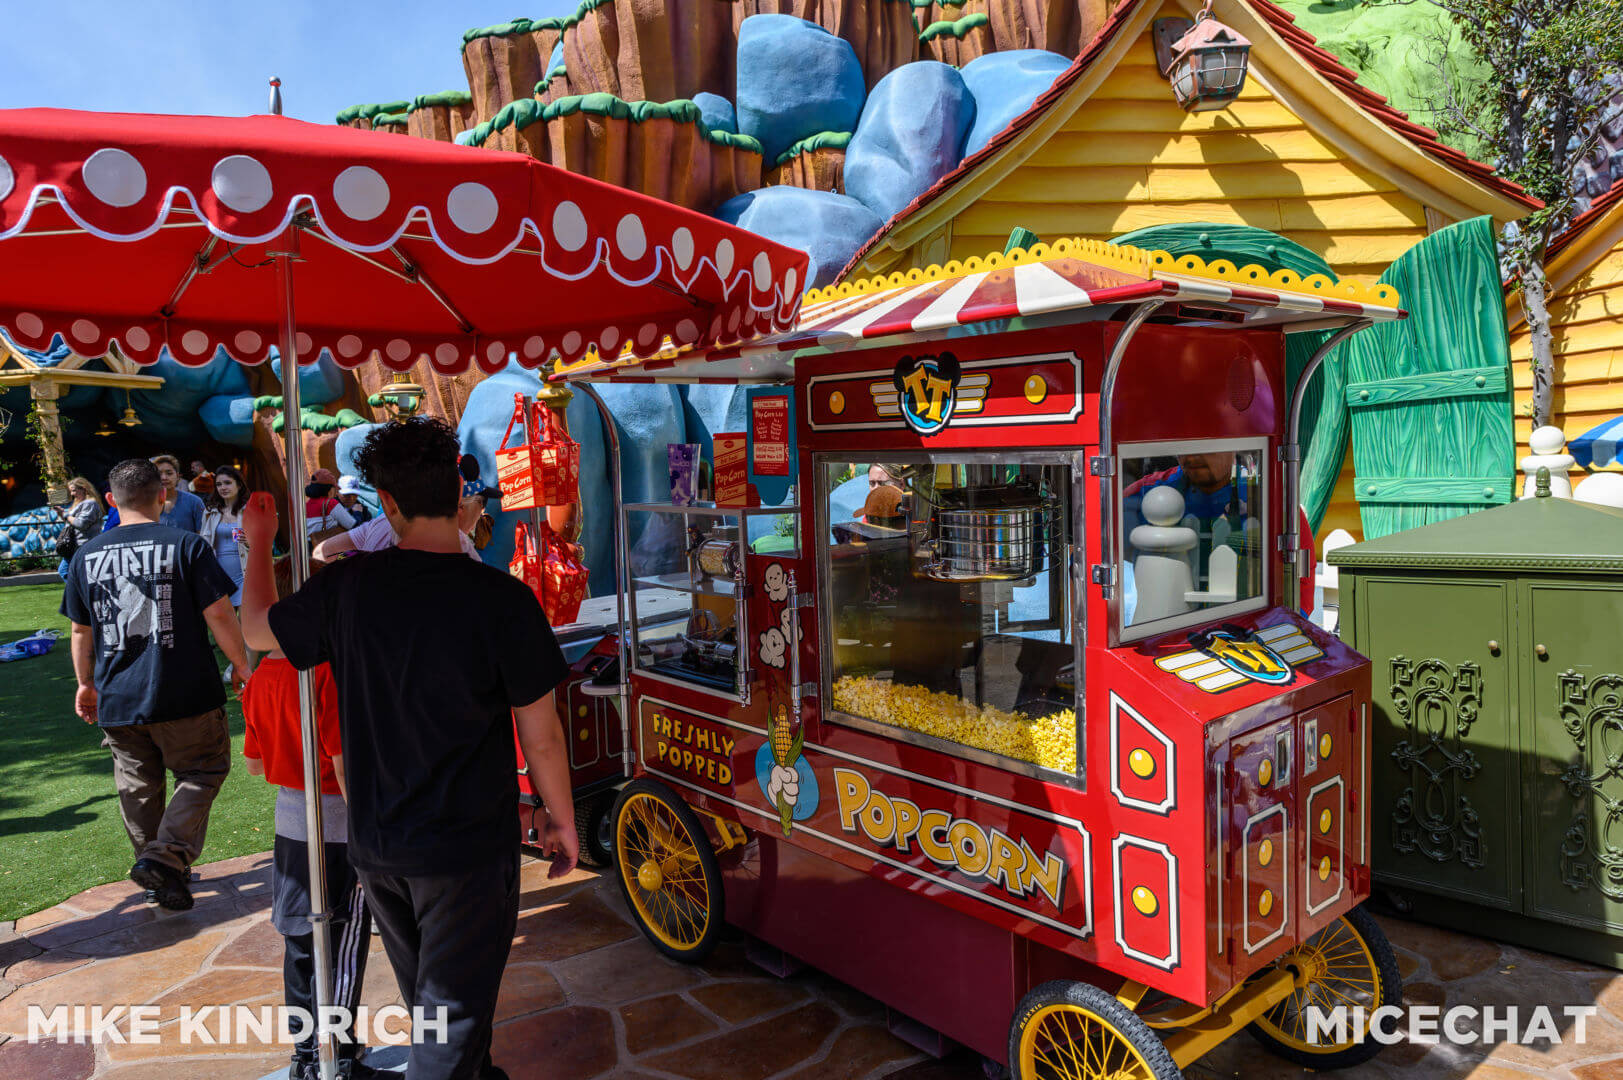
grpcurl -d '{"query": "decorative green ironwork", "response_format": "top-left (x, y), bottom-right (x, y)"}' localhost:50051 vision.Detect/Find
top-left (1389, 656), bottom-right (1485, 868)
top-left (1557, 670), bottom-right (1623, 899)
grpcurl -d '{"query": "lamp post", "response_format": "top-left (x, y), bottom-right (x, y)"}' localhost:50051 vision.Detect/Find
top-left (1155, 2), bottom-right (1252, 112)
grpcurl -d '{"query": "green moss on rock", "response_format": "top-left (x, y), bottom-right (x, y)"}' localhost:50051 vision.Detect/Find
top-left (919, 12), bottom-right (988, 41)
top-left (468, 93), bottom-right (764, 155)
top-left (461, 16), bottom-right (567, 45)
top-left (335, 100), bottom-right (410, 125)
top-left (409, 90), bottom-right (474, 113)
top-left (772, 130), bottom-right (853, 168)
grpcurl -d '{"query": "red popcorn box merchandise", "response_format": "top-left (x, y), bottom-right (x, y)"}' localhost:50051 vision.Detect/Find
top-left (713, 432), bottom-right (756, 507)
top-left (494, 394), bottom-right (581, 511)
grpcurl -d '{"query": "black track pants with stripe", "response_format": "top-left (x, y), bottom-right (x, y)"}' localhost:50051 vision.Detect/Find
top-left (275, 835), bottom-right (372, 1064)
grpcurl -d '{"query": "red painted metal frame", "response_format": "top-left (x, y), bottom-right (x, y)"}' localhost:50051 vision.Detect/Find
top-left (609, 316), bottom-right (1372, 1064)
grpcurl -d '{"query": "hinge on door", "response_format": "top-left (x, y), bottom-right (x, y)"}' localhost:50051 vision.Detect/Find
top-left (1091, 564), bottom-right (1115, 587)
top-left (1277, 444), bottom-right (1300, 464)
top-left (1090, 455), bottom-right (1115, 478)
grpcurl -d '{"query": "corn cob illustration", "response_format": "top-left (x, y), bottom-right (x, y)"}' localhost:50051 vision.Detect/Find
top-left (768, 705), bottom-right (804, 836)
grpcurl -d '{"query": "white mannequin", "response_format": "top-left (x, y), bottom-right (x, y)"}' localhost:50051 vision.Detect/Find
top-left (1521, 425), bottom-right (1575, 499)
top-left (1129, 486), bottom-right (1197, 625)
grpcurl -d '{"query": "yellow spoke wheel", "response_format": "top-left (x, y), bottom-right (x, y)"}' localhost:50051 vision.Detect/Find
top-left (1247, 905), bottom-right (1400, 1069)
top-left (611, 779), bottom-right (724, 963)
top-left (1009, 981), bottom-right (1181, 1080)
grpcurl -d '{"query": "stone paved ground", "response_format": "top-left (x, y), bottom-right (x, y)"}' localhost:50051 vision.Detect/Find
top-left (2, 853), bottom-right (1622, 1080)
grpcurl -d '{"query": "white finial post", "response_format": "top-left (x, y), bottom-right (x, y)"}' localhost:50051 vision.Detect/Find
top-left (1521, 425), bottom-right (1574, 499)
top-left (269, 77), bottom-right (283, 117)
top-left (1128, 485), bottom-right (1198, 624)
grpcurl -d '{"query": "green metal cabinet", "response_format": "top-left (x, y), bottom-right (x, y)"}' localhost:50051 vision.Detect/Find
top-left (1330, 490), bottom-right (1623, 967)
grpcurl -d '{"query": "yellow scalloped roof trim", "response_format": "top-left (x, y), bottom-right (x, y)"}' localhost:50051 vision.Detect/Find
top-left (805, 236), bottom-right (1154, 307)
top-left (1146, 250), bottom-right (1402, 308)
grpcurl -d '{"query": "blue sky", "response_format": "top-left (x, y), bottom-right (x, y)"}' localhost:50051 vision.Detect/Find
top-left (2, 1), bottom-right (578, 125)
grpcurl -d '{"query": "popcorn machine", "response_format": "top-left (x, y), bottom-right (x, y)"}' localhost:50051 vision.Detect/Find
top-left (560, 239), bottom-right (1407, 1079)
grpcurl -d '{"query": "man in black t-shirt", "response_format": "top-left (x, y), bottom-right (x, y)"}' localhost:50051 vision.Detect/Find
top-left (240, 418), bottom-right (577, 1080)
top-left (61, 458), bottom-right (251, 911)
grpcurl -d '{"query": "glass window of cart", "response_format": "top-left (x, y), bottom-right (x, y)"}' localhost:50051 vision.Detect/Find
top-left (820, 457), bottom-right (1077, 777)
top-left (1117, 440), bottom-right (1267, 640)
top-left (626, 502), bottom-right (799, 697)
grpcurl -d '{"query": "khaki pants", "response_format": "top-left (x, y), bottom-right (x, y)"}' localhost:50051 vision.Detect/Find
top-left (101, 708), bottom-right (231, 873)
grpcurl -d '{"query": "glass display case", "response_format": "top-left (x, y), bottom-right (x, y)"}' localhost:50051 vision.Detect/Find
top-left (816, 454), bottom-right (1078, 779)
top-left (626, 501), bottom-right (799, 700)
top-left (1116, 438), bottom-right (1267, 641)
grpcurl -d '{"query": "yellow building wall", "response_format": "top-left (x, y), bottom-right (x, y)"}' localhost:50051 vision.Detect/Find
top-left (1510, 241), bottom-right (1623, 468)
top-left (932, 32), bottom-right (1434, 287)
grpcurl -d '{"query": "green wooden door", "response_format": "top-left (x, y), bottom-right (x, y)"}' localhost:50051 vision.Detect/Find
top-left (1320, 216), bottom-right (1517, 539)
top-left (1360, 576), bottom-right (1519, 908)
top-left (1524, 582), bottom-right (1623, 934)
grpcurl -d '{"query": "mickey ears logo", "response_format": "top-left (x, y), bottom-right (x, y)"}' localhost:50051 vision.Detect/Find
top-left (892, 352), bottom-right (962, 436)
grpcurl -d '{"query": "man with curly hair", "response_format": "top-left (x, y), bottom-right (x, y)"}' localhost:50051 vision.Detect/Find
top-left (240, 417), bottom-right (578, 1080)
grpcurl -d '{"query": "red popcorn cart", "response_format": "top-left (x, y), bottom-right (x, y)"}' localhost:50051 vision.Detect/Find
top-left (557, 238), bottom-right (1407, 1079)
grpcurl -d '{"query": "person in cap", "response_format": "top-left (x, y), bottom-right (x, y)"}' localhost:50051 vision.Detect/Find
top-left (336, 475), bottom-right (373, 526)
top-left (305, 468), bottom-right (357, 539)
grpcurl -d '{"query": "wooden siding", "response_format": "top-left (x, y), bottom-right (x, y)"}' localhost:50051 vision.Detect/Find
top-left (1509, 237), bottom-right (1623, 468)
top-left (934, 33), bottom-right (1434, 285)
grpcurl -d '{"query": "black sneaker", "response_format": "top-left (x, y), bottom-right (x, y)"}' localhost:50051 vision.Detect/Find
top-left (130, 858), bottom-right (193, 911)
top-left (142, 888), bottom-right (159, 906)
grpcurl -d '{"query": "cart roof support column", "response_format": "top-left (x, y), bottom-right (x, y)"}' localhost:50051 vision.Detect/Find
top-left (1093, 300), bottom-right (1166, 618)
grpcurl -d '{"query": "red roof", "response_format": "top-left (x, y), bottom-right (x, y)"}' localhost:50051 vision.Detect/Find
top-left (1546, 175), bottom-right (1623, 262)
top-left (839, 0), bottom-right (1539, 279)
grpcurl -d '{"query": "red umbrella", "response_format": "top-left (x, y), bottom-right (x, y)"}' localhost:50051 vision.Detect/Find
top-left (0, 106), bottom-right (808, 1079)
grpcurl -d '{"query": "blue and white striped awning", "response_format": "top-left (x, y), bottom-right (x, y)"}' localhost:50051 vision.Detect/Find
top-left (1572, 415), bottom-right (1623, 469)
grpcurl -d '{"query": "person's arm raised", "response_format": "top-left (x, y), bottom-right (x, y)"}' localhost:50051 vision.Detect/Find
top-left (239, 492), bottom-right (282, 654)
top-left (512, 692), bottom-right (579, 877)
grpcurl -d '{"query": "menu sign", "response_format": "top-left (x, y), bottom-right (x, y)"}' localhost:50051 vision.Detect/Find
top-left (750, 395), bottom-right (790, 477)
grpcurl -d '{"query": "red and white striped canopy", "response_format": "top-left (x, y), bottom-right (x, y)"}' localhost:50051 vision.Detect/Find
top-left (0, 108), bottom-right (808, 372)
top-left (556, 239), bottom-right (1404, 384)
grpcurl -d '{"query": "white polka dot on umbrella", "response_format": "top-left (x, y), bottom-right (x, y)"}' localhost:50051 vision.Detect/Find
top-left (82, 148), bottom-right (146, 207)
top-left (211, 155), bottom-right (273, 213)
top-left (523, 336), bottom-right (546, 360)
top-left (126, 327), bottom-right (151, 352)
top-left (181, 329), bottom-right (210, 354)
top-left (552, 201), bottom-right (588, 252)
top-left (386, 339), bottom-right (411, 363)
top-left (671, 228), bottom-right (694, 271)
top-left (615, 214), bottom-right (646, 260)
top-left (71, 319), bottom-right (100, 344)
top-left (333, 166), bottom-right (390, 221)
top-left (446, 182), bottom-right (498, 234)
top-left (235, 330), bottom-right (262, 355)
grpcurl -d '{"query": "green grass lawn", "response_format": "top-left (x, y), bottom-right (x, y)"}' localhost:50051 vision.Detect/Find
top-left (0, 583), bottom-right (275, 920)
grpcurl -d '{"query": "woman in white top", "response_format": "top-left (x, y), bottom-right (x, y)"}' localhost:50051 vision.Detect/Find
top-left (200, 465), bottom-right (250, 606)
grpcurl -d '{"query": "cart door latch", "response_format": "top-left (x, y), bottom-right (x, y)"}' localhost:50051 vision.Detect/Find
top-left (1091, 564), bottom-right (1115, 587)
top-left (1089, 455), bottom-right (1115, 477)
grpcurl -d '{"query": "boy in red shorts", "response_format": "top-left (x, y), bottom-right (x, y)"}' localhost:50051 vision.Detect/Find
top-left (241, 557), bottom-right (375, 1080)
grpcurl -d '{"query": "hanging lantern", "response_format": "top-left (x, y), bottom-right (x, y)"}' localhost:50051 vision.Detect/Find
top-left (118, 389), bottom-right (141, 427)
top-left (376, 372), bottom-right (426, 417)
top-left (1159, 5), bottom-right (1251, 113)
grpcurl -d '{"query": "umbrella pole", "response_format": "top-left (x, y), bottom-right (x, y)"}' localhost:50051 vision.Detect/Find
top-left (274, 234), bottom-right (340, 1080)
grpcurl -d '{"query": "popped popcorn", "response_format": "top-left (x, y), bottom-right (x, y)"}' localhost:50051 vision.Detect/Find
top-left (833, 675), bottom-right (1077, 775)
